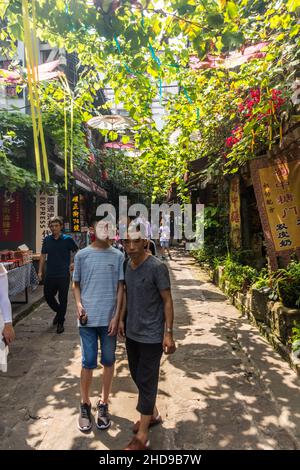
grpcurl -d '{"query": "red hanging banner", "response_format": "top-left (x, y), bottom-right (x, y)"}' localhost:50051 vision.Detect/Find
top-left (0, 192), bottom-right (24, 242)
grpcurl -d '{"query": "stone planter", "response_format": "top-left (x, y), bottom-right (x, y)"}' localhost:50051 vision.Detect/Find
top-left (250, 288), bottom-right (270, 322)
top-left (224, 280), bottom-right (230, 296)
top-left (209, 268), bottom-right (216, 283)
top-left (244, 291), bottom-right (252, 316)
top-left (235, 291), bottom-right (245, 311)
top-left (218, 266), bottom-right (224, 288)
top-left (269, 302), bottom-right (300, 344)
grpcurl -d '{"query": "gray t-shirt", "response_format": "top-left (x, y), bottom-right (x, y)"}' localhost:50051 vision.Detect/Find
top-left (125, 256), bottom-right (171, 343)
top-left (73, 246), bottom-right (124, 327)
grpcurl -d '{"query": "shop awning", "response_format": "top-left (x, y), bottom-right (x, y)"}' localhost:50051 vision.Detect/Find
top-left (189, 42), bottom-right (268, 70)
top-left (0, 60), bottom-right (63, 84)
top-left (73, 169), bottom-right (107, 199)
top-left (187, 156), bottom-right (211, 190)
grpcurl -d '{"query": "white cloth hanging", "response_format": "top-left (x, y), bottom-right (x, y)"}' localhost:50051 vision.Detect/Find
top-left (0, 264), bottom-right (12, 323)
top-left (0, 264), bottom-right (12, 372)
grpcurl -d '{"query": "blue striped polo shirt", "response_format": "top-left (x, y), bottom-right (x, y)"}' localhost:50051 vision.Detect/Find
top-left (73, 246), bottom-right (124, 327)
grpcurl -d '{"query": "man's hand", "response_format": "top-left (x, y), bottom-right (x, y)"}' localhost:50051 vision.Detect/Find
top-left (163, 333), bottom-right (176, 355)
top-left (69, 263), bottom-right (74, 273)
top-left (2, 323), bottom-right (15, 345)
top-left (76, 303), bottom-right (85, 321)
top-left (38, 272), bottom-right (43, 282)
top-left (108, 315), bottom-right (119, 337)
top-left (118, 320), bottom-right (126, 340)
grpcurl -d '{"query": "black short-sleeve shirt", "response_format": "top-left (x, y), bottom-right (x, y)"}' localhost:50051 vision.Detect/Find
top-left (42, 234), bottom-right (78, 278)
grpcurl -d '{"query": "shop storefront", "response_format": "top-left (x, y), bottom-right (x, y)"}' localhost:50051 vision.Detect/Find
top-left (0, 190), bottom-right (39, 303)
top-left (68, 169), bottom-right (108, 248)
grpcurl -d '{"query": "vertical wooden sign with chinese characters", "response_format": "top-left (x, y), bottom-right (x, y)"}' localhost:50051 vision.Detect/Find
top-left (250, 155), bottom-right (300, 269)
top-left (36, 192), bottom-right (58, 253)
top-left (229, 176), bottom-right (241, 249)
top-left (0, 192), bottom-right (23, 242)
top-left (71, 195), bottom-right (81, 232)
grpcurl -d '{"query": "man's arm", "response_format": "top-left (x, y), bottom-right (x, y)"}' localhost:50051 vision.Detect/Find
top-left (38, 254), bottom-right (46, 282)
top-left (108, 280), bottom-right (124, 336)
top-left (72, 281), bottom-right (84, 320)
top-left (118, 286), bottom-right (127, 338)
top-left (69, 239), bottom-right (79, 273)
top-left (160, 288), bottom-right (176, 355)
top-left (2, 323), bottom-right (15, 344)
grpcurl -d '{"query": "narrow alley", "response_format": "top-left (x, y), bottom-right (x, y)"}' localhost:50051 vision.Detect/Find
top-left (1, 252), bottom-right (300, 451)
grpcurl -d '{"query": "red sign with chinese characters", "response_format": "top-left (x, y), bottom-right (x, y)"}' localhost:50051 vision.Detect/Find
top-left (0, 191), bottom-right (24, 242)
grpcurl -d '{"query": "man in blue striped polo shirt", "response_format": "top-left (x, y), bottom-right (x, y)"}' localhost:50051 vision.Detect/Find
top-left (73, 216), bottom-right (124, 433)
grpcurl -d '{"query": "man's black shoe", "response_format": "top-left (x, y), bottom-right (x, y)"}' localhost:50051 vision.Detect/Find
top-left (53, 314), bottom-right (59, 326)
top-left (57, 323), bottom-right (64, 334)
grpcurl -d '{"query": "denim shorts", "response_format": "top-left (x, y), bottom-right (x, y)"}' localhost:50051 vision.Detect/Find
top-left (160, 240), bottom-right (170, 248)
top-left (79, 326), bottom-right (117, 369)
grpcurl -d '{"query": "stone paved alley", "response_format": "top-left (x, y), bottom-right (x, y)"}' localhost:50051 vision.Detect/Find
top-left (1, 252), bottom-right (300, 450)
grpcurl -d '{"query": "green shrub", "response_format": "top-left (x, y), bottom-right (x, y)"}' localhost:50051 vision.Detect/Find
top-left (275, 262), bottom-right (300, 309)
top-left (252, 268), bottom-right (270, 290)
top-left (222, 255), bottom-right (258, 295)
top-left (192, 242), bottom-right (226, 268)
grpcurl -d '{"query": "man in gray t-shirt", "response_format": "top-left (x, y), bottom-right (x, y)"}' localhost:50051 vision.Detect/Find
top-left (125, 256), bottom-right (170, 344)
top-left (119, 225), bottom-right (176, 451)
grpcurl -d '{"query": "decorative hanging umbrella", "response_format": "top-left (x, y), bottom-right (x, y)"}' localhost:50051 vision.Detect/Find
top-left (87, 114), bottom-right (135, 131)
top-left (104, 142), bottom-right (134, 149)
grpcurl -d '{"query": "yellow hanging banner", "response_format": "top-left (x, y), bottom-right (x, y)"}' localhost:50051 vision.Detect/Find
top-left (70, 99), bottom-right (74, 173)
top-left (64, 91), bottom-right (68, 189)
top-left (22, 0), bottom-right (49, 182)
top-left (32, 0), bottom-right (49, 182)
top-left (229, 176), bottom-right (241, 249)
top-left (250, 152), bottom-right (300, 269)
top-left (22, 0), bottom-right (42, 181)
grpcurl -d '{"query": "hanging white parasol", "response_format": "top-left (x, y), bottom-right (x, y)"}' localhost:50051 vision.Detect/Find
top-left (103, 141), bottom-right (134, 149)
top-left (87, 114), bottom-right (135, 131)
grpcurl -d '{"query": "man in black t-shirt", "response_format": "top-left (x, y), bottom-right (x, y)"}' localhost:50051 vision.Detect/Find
top-left (38, 216), bottom-right (78, 334)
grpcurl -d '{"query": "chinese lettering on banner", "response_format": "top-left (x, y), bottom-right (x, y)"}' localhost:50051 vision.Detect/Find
top-left (229, 176), bottom-right (241, 249)
top-left (36, 192), bottom-right (58, 253)
top-left (71, 195), bottom-right (81, 232)
top-left (250, 156), bottom-right (300, 267)
top-left (0, 192), bottom-right (23, 242)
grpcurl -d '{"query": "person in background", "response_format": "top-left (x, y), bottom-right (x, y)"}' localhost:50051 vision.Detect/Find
top-left (159, 218), bottom-right (171, 260)
top-left (38, 216), bottom-right (78, 334)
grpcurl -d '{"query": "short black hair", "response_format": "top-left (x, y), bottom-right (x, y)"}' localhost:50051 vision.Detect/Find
top-left (91, 213), bottom-right (116, 226)
top-left (49, 216), bottom-right (63, 226)
top-left (127, 222), bottom-right (147, 239)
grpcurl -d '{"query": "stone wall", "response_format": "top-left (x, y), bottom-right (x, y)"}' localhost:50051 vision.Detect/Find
top-left (207, 266), bottom-right (300, 375)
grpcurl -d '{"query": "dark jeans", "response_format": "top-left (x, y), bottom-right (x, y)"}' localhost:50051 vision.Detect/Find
top-left (126, 337), bottom-right (163, 416)
top-left (44, 276), bottom-right (70, 324)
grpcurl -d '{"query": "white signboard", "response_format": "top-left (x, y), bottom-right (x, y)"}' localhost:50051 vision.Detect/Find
top-left (36, 192), bottom-right (58, 253)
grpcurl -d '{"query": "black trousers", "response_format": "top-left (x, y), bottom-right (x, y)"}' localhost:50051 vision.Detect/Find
top-left (126, 337), bottom-right (163, 416)
top-left (44, 276), bottom-right (70, 324)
